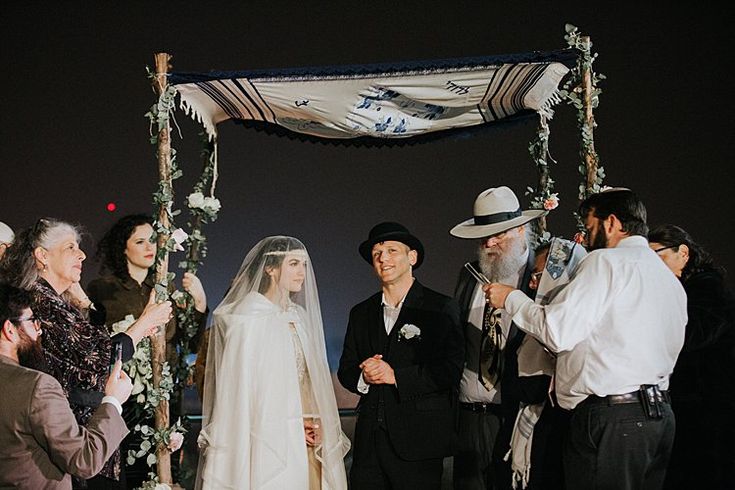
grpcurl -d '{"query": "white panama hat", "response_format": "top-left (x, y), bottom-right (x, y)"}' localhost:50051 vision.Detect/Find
top-left (450, 186), bottom-right (548, 239)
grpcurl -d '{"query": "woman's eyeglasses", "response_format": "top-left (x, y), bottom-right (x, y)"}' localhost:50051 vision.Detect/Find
top-left (653, 245), bottom-right (678, 254)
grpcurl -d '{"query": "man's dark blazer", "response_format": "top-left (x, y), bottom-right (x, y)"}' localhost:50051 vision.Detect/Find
top-left (454, 256), bottom-right (550, 463)
top-left (338, 280), bottom-right (464, 462)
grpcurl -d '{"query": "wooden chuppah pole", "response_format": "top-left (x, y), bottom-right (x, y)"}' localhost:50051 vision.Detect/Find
top-left (152, 51), bottom-right (173, 485)
top-left (580, 36), bottom-right (600, 196)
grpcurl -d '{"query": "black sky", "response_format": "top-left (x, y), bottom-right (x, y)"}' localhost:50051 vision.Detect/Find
top-left (2, 3), bottom-right (733, 366)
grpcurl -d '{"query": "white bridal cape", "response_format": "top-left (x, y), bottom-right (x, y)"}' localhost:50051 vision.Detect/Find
top-left (195, 237), bottom-right (349, 490)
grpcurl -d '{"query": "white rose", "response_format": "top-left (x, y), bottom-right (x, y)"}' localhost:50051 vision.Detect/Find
top-left (187, 192), bottom-right (205, 209)
top-left (202, 196), bottom-right (221, 214)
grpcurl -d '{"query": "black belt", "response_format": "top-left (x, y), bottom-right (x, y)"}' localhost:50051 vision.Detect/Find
top-left (460, 402), bottom-right (502, 414)
top-left (586, 389), bottom-right (671, 406)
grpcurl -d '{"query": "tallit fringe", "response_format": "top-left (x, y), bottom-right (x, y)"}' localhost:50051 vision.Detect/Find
top-left (538, 89), bottom-right (563, 120)
top-left (180, 98), bottom-right (218, 140)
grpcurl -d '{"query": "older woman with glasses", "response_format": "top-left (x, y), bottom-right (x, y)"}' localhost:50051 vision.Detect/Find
top-left (648, 224), bottom-right (735, 490)
top-left (0, 218), bottom-right (172, 490)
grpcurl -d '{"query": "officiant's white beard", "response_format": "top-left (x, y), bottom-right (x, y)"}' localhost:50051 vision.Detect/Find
top-left (477, 232), bottom-right (528, 283)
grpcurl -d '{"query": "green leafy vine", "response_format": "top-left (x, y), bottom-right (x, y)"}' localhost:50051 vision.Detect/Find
top-left (172, 134), bottom-right (220, 395)
top-left (140, 66), bottom-right (188, 489)
top-left (142, 67), bottom-right (221, 488)
top-left (559, 24), bottom-right (606, 202)
top-left (526, 114), bottom-right (559, 246)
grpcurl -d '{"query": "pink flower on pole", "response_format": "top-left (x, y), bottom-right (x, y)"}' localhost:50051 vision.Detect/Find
top-left (171, 228), bottom-right (189, 252)
top-left (168, 432), bottom-right (184, 452)
top-left (543, 194), bottom-right (559, 210)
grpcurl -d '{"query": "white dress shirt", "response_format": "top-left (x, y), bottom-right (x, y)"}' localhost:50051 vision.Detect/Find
top-left (459, 249), bottom-right (527, 404)
top-left (382, 293), bottom-right (406, 335)
top-left (504, 236), bottom-right (687, 409)
top-left (357, 292), bottom-right (407, 394)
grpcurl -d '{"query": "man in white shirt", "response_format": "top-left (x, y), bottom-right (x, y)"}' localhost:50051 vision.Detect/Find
top-left (485, 188), bottom-right (687, 490)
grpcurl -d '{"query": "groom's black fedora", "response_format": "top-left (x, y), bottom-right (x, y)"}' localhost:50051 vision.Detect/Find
top-left (359, 221), bottom-right (424, 269)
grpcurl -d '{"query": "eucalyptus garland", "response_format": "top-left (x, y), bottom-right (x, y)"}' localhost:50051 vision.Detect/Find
top-left (142, 67), bottom-right (222, 488)
top-left (559, 24), bottom-right (606, 201)
top-left (111, 316), bottom-right (183, 487)
top-left (173, 134), bottom-right (220, 394)
top-left (525, 114), bottom-right (560, 246)
top-left (140, 67), bottom-right (190, 488)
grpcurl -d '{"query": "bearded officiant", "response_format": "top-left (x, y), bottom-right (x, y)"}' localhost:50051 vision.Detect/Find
top-left (450, 186), bottom-right (549, 490)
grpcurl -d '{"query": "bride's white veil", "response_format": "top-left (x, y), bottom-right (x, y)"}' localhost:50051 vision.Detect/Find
top-left (197, 236), bottom-right (349, 489)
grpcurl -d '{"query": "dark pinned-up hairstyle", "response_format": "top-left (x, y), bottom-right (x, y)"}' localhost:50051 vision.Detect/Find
top-left (648, 224), bottom-right (720, 282)
top-left (95, 214), bottom-right (155, 279)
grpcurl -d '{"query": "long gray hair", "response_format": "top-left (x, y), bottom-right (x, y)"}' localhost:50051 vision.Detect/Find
top-left (0, 218), bottom-right (81, 290)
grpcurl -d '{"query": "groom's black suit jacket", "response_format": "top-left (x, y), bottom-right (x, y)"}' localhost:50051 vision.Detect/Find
top-left (338, 280), bottom-right (464, 462)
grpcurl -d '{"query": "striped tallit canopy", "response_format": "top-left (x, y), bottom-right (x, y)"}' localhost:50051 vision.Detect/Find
top-left (169, 49), bottom-right (576, 145)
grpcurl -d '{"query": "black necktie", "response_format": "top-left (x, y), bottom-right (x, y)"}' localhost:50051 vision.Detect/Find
top-left (479, 305), bottom-right (503, 390)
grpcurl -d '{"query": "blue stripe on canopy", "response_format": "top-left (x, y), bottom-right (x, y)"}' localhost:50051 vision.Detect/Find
top-left (169, 49), bottom-right (576, 145)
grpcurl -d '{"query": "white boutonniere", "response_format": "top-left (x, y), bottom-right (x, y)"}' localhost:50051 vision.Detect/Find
top-left (398, 323), bottom-right (421, 341)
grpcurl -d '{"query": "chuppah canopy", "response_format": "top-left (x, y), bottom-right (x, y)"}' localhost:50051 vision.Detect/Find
top-left (169, 49), bottom-right (576, 145)
top-left (146, 30), bottom-right (603, 485)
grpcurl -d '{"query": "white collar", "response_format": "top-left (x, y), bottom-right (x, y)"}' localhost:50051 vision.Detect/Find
top-left (381, 292), bottom-right (407, 309)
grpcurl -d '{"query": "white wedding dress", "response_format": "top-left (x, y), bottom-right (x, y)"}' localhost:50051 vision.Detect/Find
top-left (195, 237), bottom-right (349, 490)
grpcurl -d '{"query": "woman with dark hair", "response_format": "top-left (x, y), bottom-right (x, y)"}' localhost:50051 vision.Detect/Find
top-left (0, 218), bottom-right (172, 489)
top-left (195, 236), bottom-right (349, 490)
top-left (87, 214), bottom-right (208, 487)
top-left (88, 214), bottom-right (207, 349)
top-left (648, 224), bottom-right (735, 490)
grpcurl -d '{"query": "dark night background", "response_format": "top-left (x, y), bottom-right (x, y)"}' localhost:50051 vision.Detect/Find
top-left (2, 3), bottom-right (733, 370)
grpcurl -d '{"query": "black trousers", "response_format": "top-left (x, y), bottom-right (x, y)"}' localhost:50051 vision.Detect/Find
top-left (564, 396), bottom-right (675, 490)
top-left (452, 406), bottom-right (504, 490)
top-left (350, 426), bottom-right (443, 490)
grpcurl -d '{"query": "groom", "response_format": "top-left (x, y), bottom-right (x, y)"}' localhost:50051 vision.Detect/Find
top-left (338, 221), bottom-right (464, 490)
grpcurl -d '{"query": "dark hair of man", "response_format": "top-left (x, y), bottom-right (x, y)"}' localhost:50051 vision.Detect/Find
top-left (648, 224), bottom-right (721, 282)
top-left (578, 189), bottom-right (649, 237)
top-left (0, 283), bottom-right (32, 325)
top-left (96, 214), bottom-right (154, 279)
top-left (534, 241), bottom-right (552, 257)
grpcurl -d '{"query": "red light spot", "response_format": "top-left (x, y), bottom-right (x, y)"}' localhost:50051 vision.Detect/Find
top-left (106, 202), bottom-right (117, 212)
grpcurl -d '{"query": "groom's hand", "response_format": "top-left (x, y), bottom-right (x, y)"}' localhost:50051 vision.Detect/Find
top-left (360, 355), bottom-right (396, 385)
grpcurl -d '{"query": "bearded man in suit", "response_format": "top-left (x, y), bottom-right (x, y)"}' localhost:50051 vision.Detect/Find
top-left (450, 186), bottom-right (549, 489)
top-left (0, 284), bottom-right (131, 490)
top-left (338, 221), bottom-right (464, 490)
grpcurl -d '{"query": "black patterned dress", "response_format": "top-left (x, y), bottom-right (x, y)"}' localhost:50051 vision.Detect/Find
top-left (27, 279), bottom-right (132, 488)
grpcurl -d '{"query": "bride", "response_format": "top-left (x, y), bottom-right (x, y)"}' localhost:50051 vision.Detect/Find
top-left (195, 236), bottom-right (349, 490)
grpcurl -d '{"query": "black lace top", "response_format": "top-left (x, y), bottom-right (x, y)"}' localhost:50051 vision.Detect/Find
top-left (28, 279), bottom-right (132, 483)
